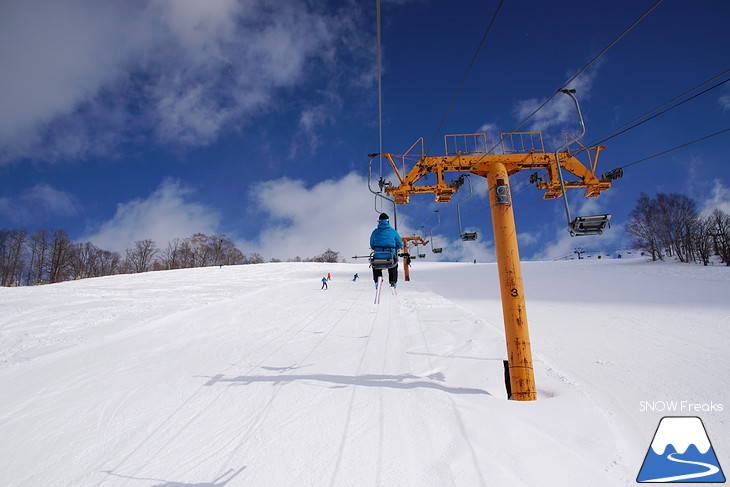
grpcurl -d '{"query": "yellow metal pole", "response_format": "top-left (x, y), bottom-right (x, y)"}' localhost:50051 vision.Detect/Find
top-left (487, 163), bottom-right (537, 401)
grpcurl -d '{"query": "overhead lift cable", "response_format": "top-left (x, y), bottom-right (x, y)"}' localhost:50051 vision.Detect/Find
top-left (584, 71), bottom-right (730, 148)
top-left (471, 0), bottom-right (665, 167)
top-left (615, 127), bottom-right (730, 171)
top-left (376, 0), bottom-right (384, 176)
top-left (425, 0), bottom-right (505, 155)
top-left (368, 0), bottom-right (399, 228)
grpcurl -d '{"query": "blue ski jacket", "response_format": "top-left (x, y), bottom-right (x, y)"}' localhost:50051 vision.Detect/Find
top-left (370, 219), bottom-right (403, 253)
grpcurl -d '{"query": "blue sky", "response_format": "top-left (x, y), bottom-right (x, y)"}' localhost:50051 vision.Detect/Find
top-left (1, 0), bottom-right (729, 263)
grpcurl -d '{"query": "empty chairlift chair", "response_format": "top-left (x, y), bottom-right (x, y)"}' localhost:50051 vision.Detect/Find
top-left (553, 90), bottom-right (612, 237)
top-left (568, 214), bottom-right (611, 236)
top-left (456, 175), bottom-right (478, 242)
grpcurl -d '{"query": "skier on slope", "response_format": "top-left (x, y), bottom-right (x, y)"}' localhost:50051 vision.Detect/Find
top-left (369, 213), bottom-right (403, 289)
top-left (321, 277), bottom-right (328, 290)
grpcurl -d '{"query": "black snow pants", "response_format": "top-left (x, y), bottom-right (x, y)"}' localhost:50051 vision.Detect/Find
top-left (372, 266), bottom-right (398, 285)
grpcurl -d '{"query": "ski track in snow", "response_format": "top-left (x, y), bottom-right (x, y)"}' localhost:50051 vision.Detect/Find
top-left (0, 259), bottom-right (728, 486)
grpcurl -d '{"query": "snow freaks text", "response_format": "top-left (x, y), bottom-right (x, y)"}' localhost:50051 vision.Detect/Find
top-left (639, 401), bottom-right (724, 413)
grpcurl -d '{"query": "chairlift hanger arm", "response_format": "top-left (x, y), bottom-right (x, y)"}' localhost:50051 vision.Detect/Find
top-left (549, 90), bottom-right (613, 236)
top-left (456, 174), bottom-right (478, 241)
top-left (367, 154), bottom-right (399, 228)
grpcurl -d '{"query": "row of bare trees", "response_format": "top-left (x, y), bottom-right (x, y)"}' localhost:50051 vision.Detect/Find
top-left (0, 231), bottom-right (252, 286)
top-left (0, 229), bottom-right (88, 286)
top-left (626, 192), bottom-right (730, 265)
top-left (1, 229), bottom-right (343, 287)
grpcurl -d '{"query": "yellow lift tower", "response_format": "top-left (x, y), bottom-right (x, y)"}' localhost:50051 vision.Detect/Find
top-left (400, 236), bottom-right (429, 281)
top-left (369, 91), bottom-right (618, 400)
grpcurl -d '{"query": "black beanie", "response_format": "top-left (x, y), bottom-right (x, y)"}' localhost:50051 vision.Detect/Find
top-left (379, 213), bottom-right (389, 220)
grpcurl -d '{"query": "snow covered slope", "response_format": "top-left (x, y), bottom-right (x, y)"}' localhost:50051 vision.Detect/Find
top-left (0, 258), bottom-right (728, 486)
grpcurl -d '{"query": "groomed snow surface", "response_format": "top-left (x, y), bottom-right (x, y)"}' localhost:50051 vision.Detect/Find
top-left (1, 256), bottom-right (728, 486)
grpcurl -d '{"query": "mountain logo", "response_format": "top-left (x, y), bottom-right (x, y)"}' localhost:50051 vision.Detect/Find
top-left (637, 416), bottom-right (725, 483)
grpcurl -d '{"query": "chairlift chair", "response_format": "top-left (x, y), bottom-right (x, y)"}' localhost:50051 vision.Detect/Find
top-left (568, 214), bottom-right (611, 236)
top-left (414, 243), bottom-right (426, 259)
top-left (553, 90), bottom-right (612, 237)
top-left (456, 175), bottom-right (478, 242)
top-left (369, 249), bottom-right (398, 270)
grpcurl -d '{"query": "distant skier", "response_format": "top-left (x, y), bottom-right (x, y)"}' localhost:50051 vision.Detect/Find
top-left (321, 277), bottom-right (328, 290)
top-left (353, 273), bottom-right (359, 282)
top-left (370, 213), bottom-right (403, 289)
top-left (327, 273), bottom-right (331, 281)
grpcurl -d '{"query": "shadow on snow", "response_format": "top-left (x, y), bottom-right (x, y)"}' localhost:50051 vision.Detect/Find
top-left (202, 372), bottom-right (490, 396)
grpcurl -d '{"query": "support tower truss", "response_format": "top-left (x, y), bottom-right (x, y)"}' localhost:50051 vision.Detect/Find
top-left (380, 132), bottom-right (612, 204)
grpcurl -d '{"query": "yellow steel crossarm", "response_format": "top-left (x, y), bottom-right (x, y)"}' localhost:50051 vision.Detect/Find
top-left (381, 144), bottom-right (610, 204)
top-left (402, 236), bottom-right (429, 247)
top-left (538, 146), bottom-right (610, 199)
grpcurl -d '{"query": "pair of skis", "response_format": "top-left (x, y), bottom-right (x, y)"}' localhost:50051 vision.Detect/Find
top-left (373, 276), bottom-right (397, 304)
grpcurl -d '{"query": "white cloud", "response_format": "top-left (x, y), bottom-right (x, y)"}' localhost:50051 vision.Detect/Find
top-left (24, 184), bottom-right (79, 217)
top-left (0, 1), bottom-right (134, 142)
top-left (0, 183), bottom-right (78, 223)
top-left (241, 172), bottom-right (496, 264)
top-left (432, 233), bottom-right (495, 263)
top-left (291, 91), bottom-right (343, 157)
top-left (79, 172), bottom-right (497, 263)
top-left (511, 61), bottom-right (602, 150)
top-left (477, 123), bottom-right (499, 135)
top-left (244, 172), bottom-right (380, 261)
top-left (720, 94), bottom-right (730, 111)
top-left (0, 0), bottom-right (369, 163)
top-left (83, 178), bottom-right (220, 252)
top-left (701, 179), bottom-right (730, 215)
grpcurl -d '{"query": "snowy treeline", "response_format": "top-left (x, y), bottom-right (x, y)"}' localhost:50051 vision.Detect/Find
top-left (0, 229), bottom-right (344, 287)
top-left (0, 231), bottom-right (248, 286)
top-left (626, 192), bottom-right (730, 265)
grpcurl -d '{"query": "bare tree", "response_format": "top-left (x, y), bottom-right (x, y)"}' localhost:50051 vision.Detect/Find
top-left (179, 238), bottom-right (194, 268)
top-left (0, 229), bottom-right (27, 286)
top-left (320, 249), bottom-right (340, 263)
top-left (26, 229), bottom-right (50, 285)
top-left (71, 242), bottom-right (103, 279)
top-left (48, 229), bottom-right (75, 283)
top-left (190, 233), bottom-right (212, 267)
top-left (125, 239), bottom-right (158, 273)
top-left (693, 216), bottom-right (714, 266)
top-left (245, 252), bottom-right (264, 264)
top-left (708, 209), bottom-right (730, 265)
top-left (208, 234), bottom-right (228, 266)
top-left (224, 246), bottom-right (246, 265)
top-left (160, 238), bottom-right (183, 270)
top-left (97, 249), bottom-right (121, 276)
top-left (626, 193), bottom-right (663, 261)
top-left (627, 193), bottom-right (701, 263)
top-left (212, 235), bottom-right (247, 265)
top-left (652, 193), bottom-right (698, 263)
